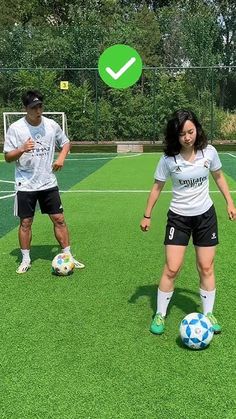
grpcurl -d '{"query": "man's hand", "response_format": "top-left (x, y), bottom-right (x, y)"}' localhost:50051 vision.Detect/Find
top-left (52, 158), bottom-right (64, 171)
top-left (5, 138), bottom-right (35, 162)
top-left (21, 138), bottom-right (35, 153)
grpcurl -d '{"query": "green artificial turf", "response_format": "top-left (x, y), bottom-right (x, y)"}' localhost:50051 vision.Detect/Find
top-left (0, 153), bottom-right (236, 418)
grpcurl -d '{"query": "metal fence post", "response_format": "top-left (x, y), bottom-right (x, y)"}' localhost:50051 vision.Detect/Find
top-left (153, 69), bottom-right (157, 144)
top-left (95, 70), bottom-right (99, 143)
top-left (210, 68), bottom-right (214, 144)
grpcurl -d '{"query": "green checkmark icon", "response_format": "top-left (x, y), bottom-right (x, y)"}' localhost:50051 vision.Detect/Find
top-left (98, 44), bottom-right (142, 89)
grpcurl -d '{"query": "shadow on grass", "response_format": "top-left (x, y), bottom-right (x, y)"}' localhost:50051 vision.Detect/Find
top-left (10, 245), bottom-right (60, 263)
top-left (128, 284), bottom-right (200, 316)
top-left (175, 335), bottom-right (211, 351)
top-left (129, 285), bottom-right (214, 351)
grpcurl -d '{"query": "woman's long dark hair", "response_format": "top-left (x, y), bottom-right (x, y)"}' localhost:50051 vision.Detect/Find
top-left (163, 109), bottom-right (208, 156)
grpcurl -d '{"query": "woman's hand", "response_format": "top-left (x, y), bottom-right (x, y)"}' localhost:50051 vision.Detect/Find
top-left (140, 217), bottom-right (151, 232)
top-left (227, 204), bottom-right (236, 220)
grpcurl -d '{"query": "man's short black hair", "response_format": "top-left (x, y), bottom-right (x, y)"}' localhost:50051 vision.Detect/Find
top-left (22, 90), bottom-right (44, 108)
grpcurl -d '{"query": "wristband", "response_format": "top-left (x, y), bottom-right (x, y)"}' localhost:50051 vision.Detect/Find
top-left (144, 214), bottom-right (151, 219)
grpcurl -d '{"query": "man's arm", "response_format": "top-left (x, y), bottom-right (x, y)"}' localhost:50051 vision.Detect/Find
top-left (52, 142), bottom-right (71, 171)
top-left (4, 138), bottom-right (35, 162)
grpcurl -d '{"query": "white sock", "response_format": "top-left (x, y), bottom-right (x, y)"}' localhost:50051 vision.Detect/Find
top-left (21, 249), bottom-right (30, 263)
top-left (62, 246), bottom-right (71, 255)
top-left (62, 246), bottom-right (76, 261)
top-left (157, 288), bottom-right (174, 317)
top-left (199, 288), bottom-right (216, 315)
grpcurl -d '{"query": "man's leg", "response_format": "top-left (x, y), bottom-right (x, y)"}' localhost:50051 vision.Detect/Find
top-left (49, 213), bottom-right (69, 249)
top-left (49, 214), bottom-right (85, 268)
top-left (17, 217), bottom-right (33, 273)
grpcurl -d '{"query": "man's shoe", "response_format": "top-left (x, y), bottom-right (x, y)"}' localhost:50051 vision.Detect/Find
top-left (206, 312), bottom-right (222, 334)
top-left (73, 258), bottom-right (85, 269)
top-left (150, 312), bottom-right (165, 335)
top-left (16, 261), bottom-right (31, 274)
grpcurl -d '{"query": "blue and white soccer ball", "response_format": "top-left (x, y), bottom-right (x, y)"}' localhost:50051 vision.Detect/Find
top-left (179, 312), bottom-right (214, 350)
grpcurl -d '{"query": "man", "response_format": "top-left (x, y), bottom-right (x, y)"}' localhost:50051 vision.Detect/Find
top-left (4, 89), bottom-right (85, 273)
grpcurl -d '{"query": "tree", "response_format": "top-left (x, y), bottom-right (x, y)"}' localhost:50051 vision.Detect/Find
top-left (213, 0), bottom-right (236, 108)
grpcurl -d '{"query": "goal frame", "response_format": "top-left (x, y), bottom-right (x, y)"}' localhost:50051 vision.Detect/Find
top-left (3, 112), bottom-right (68, 140)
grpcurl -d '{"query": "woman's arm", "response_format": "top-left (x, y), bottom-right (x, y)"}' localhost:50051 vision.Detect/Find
top-left (140, 180), bottom-right (166, 231)
top-left (211, 169), bottom-right (236, 220)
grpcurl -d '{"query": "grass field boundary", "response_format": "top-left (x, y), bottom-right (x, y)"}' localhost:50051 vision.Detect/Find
top-left (0, 150), bottom-right (235, 163)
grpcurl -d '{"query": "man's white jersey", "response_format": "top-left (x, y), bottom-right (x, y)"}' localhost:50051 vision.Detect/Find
top-left (4, 116), bottom-right (69, 191)
top-left (154, 145), bottom-right (222, 216)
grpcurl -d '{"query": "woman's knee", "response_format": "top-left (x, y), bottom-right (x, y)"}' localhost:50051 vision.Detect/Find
top-left (165, 263), bottom-right (181, 280)
top-left (197, 261), bottom-right (214, 277)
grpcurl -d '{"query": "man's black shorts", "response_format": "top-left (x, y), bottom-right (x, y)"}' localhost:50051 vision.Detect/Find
top-left (15, 186), bottom-right (63, 218)
top-left (164, 205), bottom-right (218, 247)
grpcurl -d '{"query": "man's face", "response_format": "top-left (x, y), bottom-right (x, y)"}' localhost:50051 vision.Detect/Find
top-left (26, 104), bottom-right (43, 125)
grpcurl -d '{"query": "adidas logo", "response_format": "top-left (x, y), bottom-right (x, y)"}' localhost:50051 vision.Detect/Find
top-left (175, 166), bottom-right (182, 172)
top-left (211, 232), bottom-right (217, 239)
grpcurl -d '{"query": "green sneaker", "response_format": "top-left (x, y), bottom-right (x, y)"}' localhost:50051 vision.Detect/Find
top-left (150, 312), bottom-right (165, 335)
top-left (206, 312), bottom-right (222, 334)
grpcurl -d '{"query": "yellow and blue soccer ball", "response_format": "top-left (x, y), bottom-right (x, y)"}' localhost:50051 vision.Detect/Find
top-left (52, 253), bottom-right (75, 276)
top-left (179, 312), bottom-right (214, 350)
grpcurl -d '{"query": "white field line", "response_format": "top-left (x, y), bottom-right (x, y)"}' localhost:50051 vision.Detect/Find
top-left (0, 179), bottom-right (15, 184)
top-left (225, 153), bottom-right (236, 158)
top-left (66, 153), bottom-right (142, 161)
top-left (56, 189), bottom-right (236, 193)
top-left (0, 151), bottom-right (235, 163)
top-left (0, 193), bottom-right (15, 200)
top-left (1, 189), bottom-right (236, 194)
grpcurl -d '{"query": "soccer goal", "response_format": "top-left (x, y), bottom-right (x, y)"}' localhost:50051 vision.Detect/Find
top-left (3, 112), bottom-right (68, 140)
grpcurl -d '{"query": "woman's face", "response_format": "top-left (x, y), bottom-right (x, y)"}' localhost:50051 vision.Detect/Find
top-left (178, 120), bottom-right (197, 150)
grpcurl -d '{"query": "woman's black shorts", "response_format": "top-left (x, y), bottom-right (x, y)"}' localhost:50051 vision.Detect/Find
top-left (164, 205), bottom-right (218, 247)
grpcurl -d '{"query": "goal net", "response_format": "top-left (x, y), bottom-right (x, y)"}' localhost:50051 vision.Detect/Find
top-left (3, 112), bottom-right (68, 140)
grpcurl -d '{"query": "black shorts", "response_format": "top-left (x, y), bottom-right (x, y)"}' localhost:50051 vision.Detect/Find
top-left (15, 186), bottom-right (63, 219)
top-left (164, 205), bottom-right (218, 247)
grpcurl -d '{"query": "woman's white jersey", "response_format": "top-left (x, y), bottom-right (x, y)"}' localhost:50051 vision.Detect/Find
top-left (154, 145), bottom-right (222, 216)
top-left (4, 116), bottom-right (69, 191)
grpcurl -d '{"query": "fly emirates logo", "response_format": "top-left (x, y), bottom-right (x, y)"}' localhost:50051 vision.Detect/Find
top-left (179, 176), bottom-right (207, 188)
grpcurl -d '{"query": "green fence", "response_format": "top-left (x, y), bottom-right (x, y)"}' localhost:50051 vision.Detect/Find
top-left (0, 66), bottom-right (236, 142)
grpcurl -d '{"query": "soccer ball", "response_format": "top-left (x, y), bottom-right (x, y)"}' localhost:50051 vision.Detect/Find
top-left (179, 312), bottom-right (214, 350)
top-left (52, 253), bottom-right (75, 276)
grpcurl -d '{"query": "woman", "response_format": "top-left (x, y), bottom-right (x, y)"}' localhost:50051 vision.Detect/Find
top-left (140, 109), bottom-right (236, 335)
